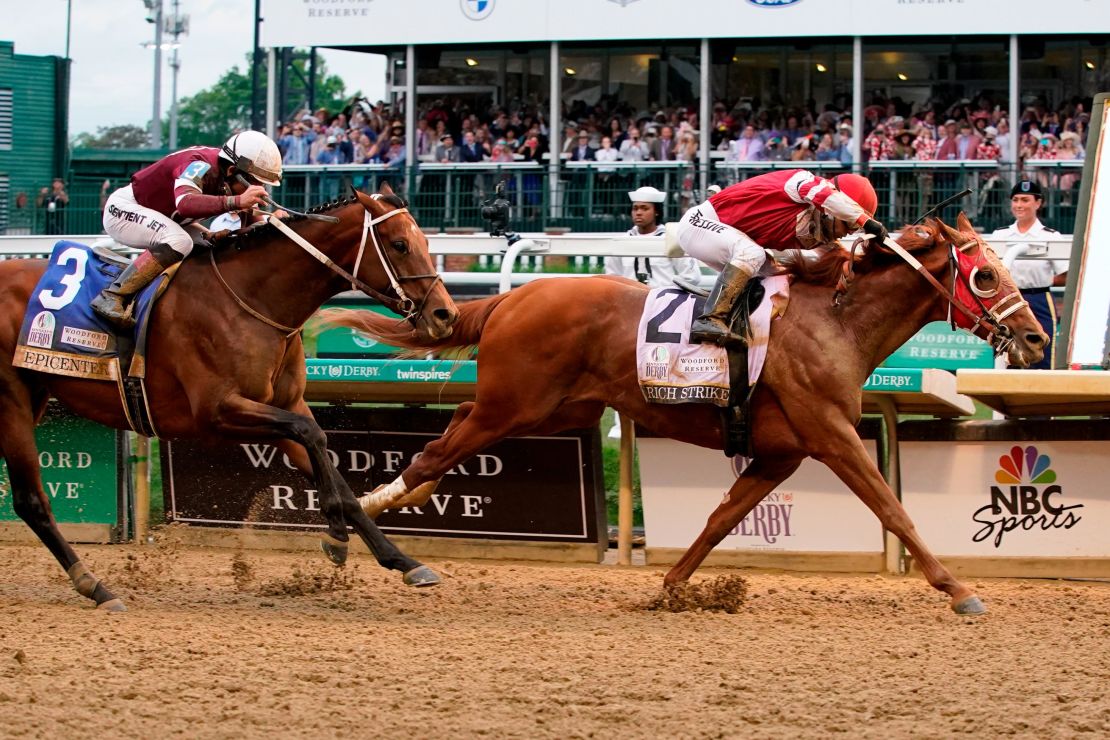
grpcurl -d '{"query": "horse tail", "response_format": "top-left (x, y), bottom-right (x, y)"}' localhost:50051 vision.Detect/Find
top-left (319, 293), bottom-right (511, 351)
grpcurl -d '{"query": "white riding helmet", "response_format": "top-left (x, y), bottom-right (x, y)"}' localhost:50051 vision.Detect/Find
top-left (219, 130), bottom-right (283, 186)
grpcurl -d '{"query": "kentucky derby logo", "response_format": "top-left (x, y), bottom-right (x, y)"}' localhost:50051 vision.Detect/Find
top-left (747, 0), bottom-right (802, 6)
top-left (27, 311), bottom-right (56, 349)
top-left (460, 0), bottom-right (495, 20)
top-left (729, 490), bottom-right (794, 545)
top-left (972, 445), bottom-right (1083, 547)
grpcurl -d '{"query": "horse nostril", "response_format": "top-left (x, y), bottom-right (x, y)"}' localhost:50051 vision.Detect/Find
top-left (1025, 332), bottom-right (1045, 347)
top-left (434, 307), bottom-right (457, 325)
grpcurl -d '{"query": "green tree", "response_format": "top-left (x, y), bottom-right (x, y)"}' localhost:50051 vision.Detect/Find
top-left (166, 50), bottom-right (353, 148)
top-left (72, 124), bottom-right (150, 149)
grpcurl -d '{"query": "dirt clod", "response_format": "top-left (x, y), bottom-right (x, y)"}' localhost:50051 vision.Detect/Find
top-left (230, 552), bottom-right (255, 592)
top-left (642, 575), bottom-right (749, 613)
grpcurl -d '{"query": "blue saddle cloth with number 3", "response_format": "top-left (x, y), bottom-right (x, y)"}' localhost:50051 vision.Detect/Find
top-left (13, 241), bottom-right (166, 382)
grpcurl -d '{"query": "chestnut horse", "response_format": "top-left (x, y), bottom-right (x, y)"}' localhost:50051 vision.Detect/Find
top-left (0, 184), bottom-right (457, 610)
top-left (327, 214), bottom-right (1047, 615)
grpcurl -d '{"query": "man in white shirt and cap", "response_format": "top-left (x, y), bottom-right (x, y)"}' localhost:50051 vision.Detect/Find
top-left (990, 179), bottom-right (1067, 369)
top-left (605, 186), bottom-right (702, 289)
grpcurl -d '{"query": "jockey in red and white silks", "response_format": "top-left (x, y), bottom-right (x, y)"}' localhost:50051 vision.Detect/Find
top-left (677, 169), bottom-right (885, 346)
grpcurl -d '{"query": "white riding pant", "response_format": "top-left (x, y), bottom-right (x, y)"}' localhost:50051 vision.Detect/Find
top-left (676, 200), bottom-right (766, 275)
top-left (102, 185), bottom-right (195, 258)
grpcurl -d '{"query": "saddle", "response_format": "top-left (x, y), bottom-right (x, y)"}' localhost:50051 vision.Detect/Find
top-left (14, 241), bottom-right (181, 437)
top-left (668, 276), bottom-right (766, 458)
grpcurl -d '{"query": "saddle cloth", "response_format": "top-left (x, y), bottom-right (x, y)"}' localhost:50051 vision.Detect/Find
top-left (13, 241), bottom-right (165, 382)
top-left (636, 275), bottom-right (789, 407)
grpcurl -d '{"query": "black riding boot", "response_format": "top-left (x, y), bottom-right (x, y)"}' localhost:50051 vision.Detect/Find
top-left (91, 247), bottom-right (180, 330)
top-left (688, 263), bottom-right (752, 347)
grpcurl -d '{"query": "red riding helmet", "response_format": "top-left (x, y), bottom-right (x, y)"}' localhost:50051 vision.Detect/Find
top-left (833, 174), bottom-right (878, 217)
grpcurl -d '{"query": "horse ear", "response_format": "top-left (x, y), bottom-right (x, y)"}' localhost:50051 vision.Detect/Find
top-left (939, 216), bottom-right (980, 255)
top-left (956, 211), bottom-right (976, 235)
top-left (379, 181), bottom-right (395, 197)
top-left (353, 189), bottom-right (380, 213)
top-left (936, 218), bottom-right (963, 246)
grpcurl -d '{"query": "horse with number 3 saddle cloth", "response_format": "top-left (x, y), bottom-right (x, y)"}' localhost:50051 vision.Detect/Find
top-left (13, 240), bottom-right (177, 437)
top-left (636, 274), bottom-right (790, 458)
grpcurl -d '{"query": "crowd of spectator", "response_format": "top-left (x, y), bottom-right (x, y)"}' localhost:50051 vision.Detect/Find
top-left (267, 92), bottom-right (1092, 222)
top-left (274, 99), bottom-right (409, 169)
top-left (273, 91), bottom-right (1092, 175)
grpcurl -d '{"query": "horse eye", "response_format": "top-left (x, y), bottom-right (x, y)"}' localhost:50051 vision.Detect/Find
top-left (392, 240), bottom-right (409, 254)
top-left (970, 267), bottom-right (1000, 298)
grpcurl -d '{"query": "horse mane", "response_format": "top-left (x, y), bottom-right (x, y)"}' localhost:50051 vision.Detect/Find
top-left (211, 192), bottom-right (408, 251)
top-left (779, 220), bottom-right (945, 287)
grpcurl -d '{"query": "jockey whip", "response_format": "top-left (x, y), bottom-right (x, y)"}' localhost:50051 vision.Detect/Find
top-left (911, 188), bottom-right (972, 226)
top-left (234, 174), bottom-right (341, 223)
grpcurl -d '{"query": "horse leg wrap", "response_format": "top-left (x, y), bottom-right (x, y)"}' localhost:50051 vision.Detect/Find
top-left (67, 562), bottom-right (100, 599)
top-left (358, 475), bottom-right (409, 517)
top-left (389, 479), bottom-right (443, 510)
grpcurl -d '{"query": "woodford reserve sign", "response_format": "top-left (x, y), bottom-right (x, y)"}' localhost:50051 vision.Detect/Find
top-left (0, 403), bottom-right (126, 543)
top-left (162, 405), bottom-right (606, 553)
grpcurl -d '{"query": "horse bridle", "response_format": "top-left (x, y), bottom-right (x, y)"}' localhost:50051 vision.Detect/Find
top-left (266, 198), bottom-right (441, 321)
top-left (212, 199), bottom-right (442, 334)
top-left (878, 233), bottom-right (1025, 356)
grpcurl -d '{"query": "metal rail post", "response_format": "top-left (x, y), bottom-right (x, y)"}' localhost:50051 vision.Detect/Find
top-left (132, 434), bottom-right (151, 544)
top-left (617, 414), bottom-right (635, 565)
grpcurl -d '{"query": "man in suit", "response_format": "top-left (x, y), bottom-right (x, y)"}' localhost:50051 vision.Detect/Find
top-left (435, 134), bottom-right (461, 163)
top-left (459, 131), bottom-right (485, 163)
top-left (651, 125), bottom-right (677, 161)
top-left (937, 120), bottom-right (981, 161)
top-left (569, 131), bottom-right (596, 161)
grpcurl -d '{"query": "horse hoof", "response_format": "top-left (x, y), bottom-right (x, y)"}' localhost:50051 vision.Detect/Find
top-left (403, 565), bottom-right (441, 588)
top-left (952, 595), bottom-right (987, 615)
top-left (320, 537), bottom-right (349, 566)
top-left (97, 598), bottom-right (127, 613)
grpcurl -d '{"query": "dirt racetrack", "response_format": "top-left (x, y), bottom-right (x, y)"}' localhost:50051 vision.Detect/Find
top-left (2, 535), bottom-right (1110, 739)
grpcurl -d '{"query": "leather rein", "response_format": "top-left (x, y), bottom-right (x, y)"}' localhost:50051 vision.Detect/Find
top-left (209, 199), bottom-right (442, 335)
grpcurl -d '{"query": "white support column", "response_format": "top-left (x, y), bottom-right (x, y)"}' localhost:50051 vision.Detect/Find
top-left (1009, 34), bottom-right (1021, 172)
top-left (405, 44), bottom-right (416, 196)
top-left (265, 47), bottom-right (276, 138)
top-left (852, 36), bottom-right (863, 172)
top-left (549, 42), bottom-right (561, 221)
top-left (699, 38), bottom-right (710, 196)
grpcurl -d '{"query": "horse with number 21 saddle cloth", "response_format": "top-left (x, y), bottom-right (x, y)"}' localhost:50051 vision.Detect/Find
top-left (636, 274), bottom-right (790, 457)
top-left (13, 240), bottom-right (176, 436)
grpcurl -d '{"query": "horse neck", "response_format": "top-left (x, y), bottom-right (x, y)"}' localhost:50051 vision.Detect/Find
top-left (840, 247), bottom-right (951, 372)
top-left (217, 208), bottom-right (361, 329)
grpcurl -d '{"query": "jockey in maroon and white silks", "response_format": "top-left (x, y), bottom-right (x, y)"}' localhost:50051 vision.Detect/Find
top-left (92, 130), bottom-right (283, 329)
top-left (677, 169), bottom-right (884, 346)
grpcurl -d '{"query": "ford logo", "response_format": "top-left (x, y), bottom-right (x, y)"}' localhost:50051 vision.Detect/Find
top-left (748, 0), bottom-right (802, 7)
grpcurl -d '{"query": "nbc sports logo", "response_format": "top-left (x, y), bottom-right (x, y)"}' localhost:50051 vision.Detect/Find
top-left (460, 0), bottom-right (495, 20)
top-left (972, 445), bottom-right (1083, 548)
top-left (994, 444), bottom-right (1056, 485)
